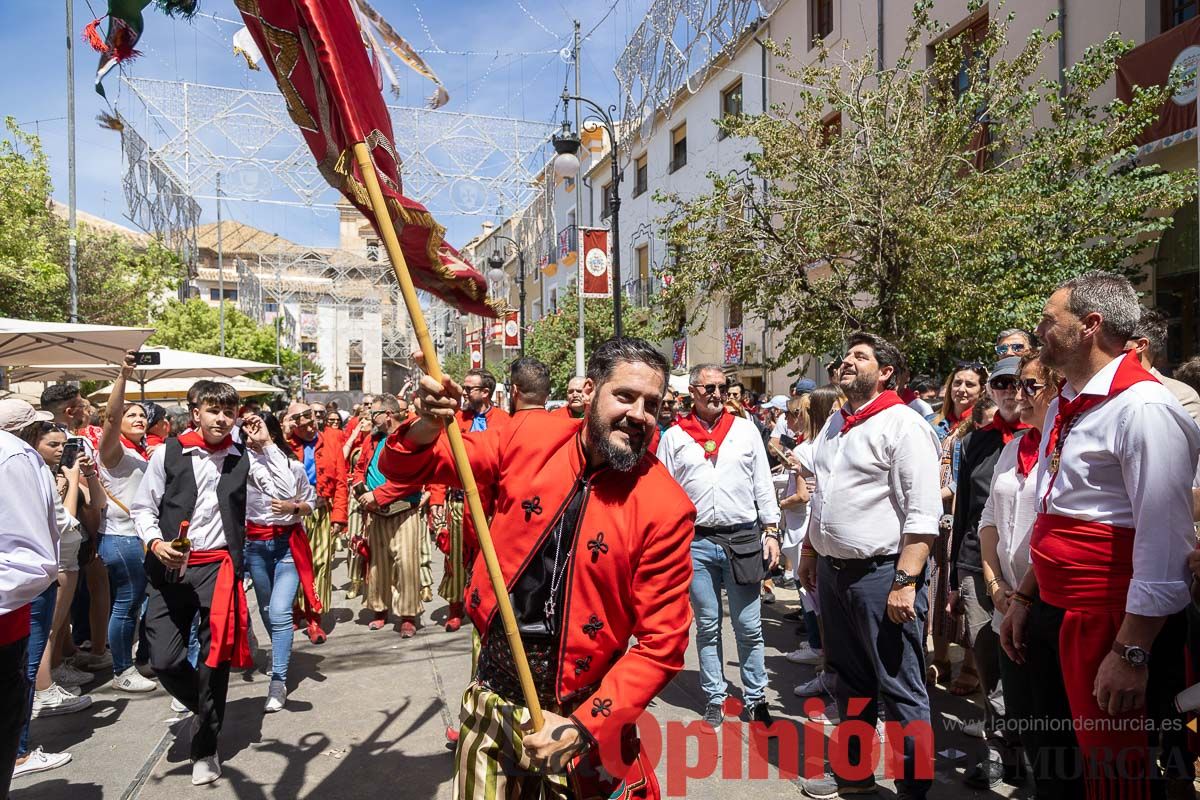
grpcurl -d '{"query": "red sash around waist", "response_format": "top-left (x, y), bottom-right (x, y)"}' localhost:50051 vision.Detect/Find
top-left (1030, 513), bottom-right (1134, 611)
top-left (243, 522), bottom-right (322, 616)
top-left (0, 604), bottom-right (32, 647)
top-left (188, 549), bottom-right (254, 670)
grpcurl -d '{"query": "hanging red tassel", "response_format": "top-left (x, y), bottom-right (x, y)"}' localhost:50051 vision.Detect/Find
top-left (82, 17), bottom-right (108, 53)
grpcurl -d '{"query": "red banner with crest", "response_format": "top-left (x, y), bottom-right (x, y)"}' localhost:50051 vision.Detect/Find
top-left (580, 228), bottom-right (612, 298)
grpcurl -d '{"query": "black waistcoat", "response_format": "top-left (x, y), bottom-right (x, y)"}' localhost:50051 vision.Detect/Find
top-left (156, 437), bottom-right (249, 574)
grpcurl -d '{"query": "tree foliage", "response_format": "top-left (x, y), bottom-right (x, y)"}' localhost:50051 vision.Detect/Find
top-left (523, 286), bottom-right (659, 396)
top-left (658, 1), bottom-right (1195, 373)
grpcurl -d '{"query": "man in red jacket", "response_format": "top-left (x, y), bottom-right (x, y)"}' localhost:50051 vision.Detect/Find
top-left (382, 337), bottom-right (695, 800)
top-left (285, 402), bottom-right (348, 643)
top-left (351, 394), bottom-right (426, 637)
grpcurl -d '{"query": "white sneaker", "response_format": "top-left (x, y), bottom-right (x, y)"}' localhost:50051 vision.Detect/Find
top-left (112, 666), bottom-right (158, 693)
top-left (12, 747), bottom-right (72, 778)
top-left (32, 684), bottom-right (93, 717)
top-left (264, 680), bottom-right (286, 713)
top-left (191, 755), bottom-right (222, 785)
top-left (785, 643), bottom-right (825, 665)
top-left (52, 663), bottom-right (93, 687)
top-left (72, 650), bottom-right (112, 672)
top-left (793, 671), bottom-right (837, 698)
top-left (170, 697), bottom-right (189, 714)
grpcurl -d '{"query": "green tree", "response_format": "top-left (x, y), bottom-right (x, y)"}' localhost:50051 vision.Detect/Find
top-left (438, 350), bottom-right (471, 384)
top-left (148, 298), bottom-right (321, 390)
top-left (658, 1), bottom-right (1195, 373)
top-left (58, 230), bottom-right (182, 326)
top-left (523, 286), bottom-right (658, 396)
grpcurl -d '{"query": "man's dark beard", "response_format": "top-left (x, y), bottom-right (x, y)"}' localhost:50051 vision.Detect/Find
top-left (586, 412), bottom-right (648, 472)
top-left (841, 369), bottom-right (877, 403)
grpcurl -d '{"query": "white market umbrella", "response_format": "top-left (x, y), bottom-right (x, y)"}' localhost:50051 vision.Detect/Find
top-left (87, 375), bottom-right (279, 403)
top-left (0, 318), bottom-right (153, 367)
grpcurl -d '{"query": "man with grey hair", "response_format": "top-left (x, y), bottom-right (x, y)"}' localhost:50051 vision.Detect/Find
top-left (1127, 306), bottom-right (1200, 423)
top-left (658, 362), bottom-right (781, 729)
top-left (994, 328), bottom-right (1034, 359)
top-left (1001, 271), bottom-right (1200, 799)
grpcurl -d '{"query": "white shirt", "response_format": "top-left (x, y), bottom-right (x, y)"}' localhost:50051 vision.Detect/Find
top-left (657, 413), bottom-right (781, 527)
top-left (782, 440), bottom-right (814, 547)
top-left (978, 435), bottom-right (1038, 632)
top-left (132, 440), bottom-right (256, 551)
top-left (0, 430), bottom-right (59, 614)
top-left (770, 413), bottom-right (792, 440)
top-left (247, 446), bottom-right (316, 526)
top-left (1036, 353), bottom-right (1200, 617)
top-left (807, 396), bottom-right (943, 559)
top-left (100, 447), bottom-right (148, 537)
top-left (908, 398), bottom-right (935, 419)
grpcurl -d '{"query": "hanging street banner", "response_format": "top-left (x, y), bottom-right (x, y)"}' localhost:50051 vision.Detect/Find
top-left (724, 327), bottom-right (744, 365)
top-left (469, 339), bottom-right (483, 369)
top-left (580, 227), bottom-right (612, 299)
top-left (502, 311), bottom-right (521, 350)
top-left (672, 337), bottom-right (688, 370)
top-left (1117, 15), bottom-right (1200, 145)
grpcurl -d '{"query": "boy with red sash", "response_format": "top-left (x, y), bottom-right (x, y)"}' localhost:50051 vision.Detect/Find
top-left (1001, 272), bottom-right (1200, 800)
top-left (132, 382), bottom-right (273, 786)
top-left (383, 338), bottom-right (695, 800)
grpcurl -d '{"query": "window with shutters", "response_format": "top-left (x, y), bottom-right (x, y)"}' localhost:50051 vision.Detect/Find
top-left (633, 154), bottom-right (648, 197)
top-left (669, 123), bottom-right (687, 173)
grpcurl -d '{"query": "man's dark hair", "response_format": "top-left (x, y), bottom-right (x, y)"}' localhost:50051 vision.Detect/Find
top-left (509, 357), bottom-right (551, 402)
top-left (586, 337), bottom-right (669, 390)
top-left (846, 331), bottom-right (906, 391)
top-left (911, 375), bottom-right (938, 394)
top-left (40, 383), bottom-right (80, 413)
top-left (190, 381), bottom-right (239, 410)
top-left (728, 380), bottom-right (745, 394)
top-left (1059, 270), bottom-right (1139, 344)
top-left (1132, 306), bottom-right (1168, 361)
top-left (465, 368), bottom-right (497, 395)
top-left (187, 380), bottom-right (215, 408)
top-left (1174, 356), bottom-right (1200, 396)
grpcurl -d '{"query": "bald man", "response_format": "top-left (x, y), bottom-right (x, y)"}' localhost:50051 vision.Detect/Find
top-left (550, 375), bottom-right (588, 420)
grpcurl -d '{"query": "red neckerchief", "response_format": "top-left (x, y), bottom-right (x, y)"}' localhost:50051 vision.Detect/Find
top-left (1016, 428), bottom-right (1041, 477)
top-left (145, 434), bottom-right (165, 449)
top-left (981, 410), bottom-right (1030, 445)
top-left (675, 411), bottom-right (735, 460)
top-left (1044, 350), bottom-right (1158, 460)
top-left (840, 390), bottom-right (905, 435)
top-left (946, 403), bottom-right (974, 428)
top-left (899, 387), bottom-right (918, 404)
top-left (178, 429), bottom-right (234, 453)
top-left (120, 435), bottom-right (148, 460)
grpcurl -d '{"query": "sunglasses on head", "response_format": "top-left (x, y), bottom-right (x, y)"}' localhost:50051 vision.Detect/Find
top-left (691, 383), bottom-right (728, 396)
top-left (989, 376), bottom-right (1018, 391)
top-left (995, 342), bottom-right (1029, 357)
top-left (39, 422), bottom-right (68, 434)
top-left (955, 360), bottom-right (986, 372)
top-left (1018, 378), bottom-right (1045, 397)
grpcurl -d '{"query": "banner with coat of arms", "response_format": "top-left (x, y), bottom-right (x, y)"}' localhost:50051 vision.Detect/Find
top-left (502, 311), bottom-right (520, 350)
top-left (579, 227), bottom-right (612, 298)
top-left (672, 337), bottom-right (688, 369)
top-left (724, 327), bottom-right (744, 365)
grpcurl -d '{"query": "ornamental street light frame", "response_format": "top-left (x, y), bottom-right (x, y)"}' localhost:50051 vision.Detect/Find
top-left (556, 90), bottom-right (624, 339)
top-left (486, 233), bottom-right (526, 356)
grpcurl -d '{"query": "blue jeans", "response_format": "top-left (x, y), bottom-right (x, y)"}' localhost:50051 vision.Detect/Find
top-left (689, 535), bottom-right (768, 707)
top-left (243, 536), bottom-right (300, 684)
top-left (100, 534), bottom-right (148, 674)
top-left (18, 584), bottom-right (57, 757)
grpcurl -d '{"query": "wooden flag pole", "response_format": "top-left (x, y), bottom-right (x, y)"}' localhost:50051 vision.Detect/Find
top-left (351, 142), bottom-right (545, 731)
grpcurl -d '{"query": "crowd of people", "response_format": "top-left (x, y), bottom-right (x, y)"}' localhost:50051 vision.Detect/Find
top-left (4, 269), bottom-right (1200, 799)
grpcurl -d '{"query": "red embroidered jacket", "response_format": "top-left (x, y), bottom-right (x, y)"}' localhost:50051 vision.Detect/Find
top-left (351, 433), bottom-right (421, 507)
top-left (380, 411), bottom-right (695, 792)
top-left (287, 430), bottom-right (349, 525)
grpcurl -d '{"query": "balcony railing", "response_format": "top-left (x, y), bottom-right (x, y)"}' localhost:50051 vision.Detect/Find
top-left (623, 277), bottom-right (662, 308)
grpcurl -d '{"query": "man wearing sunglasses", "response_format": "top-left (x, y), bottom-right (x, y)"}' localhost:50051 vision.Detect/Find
top-left (284, 402), bottom-right (348, 644)
top-left (994, 328), bottom-right (1034, 359)
top-left (658, 364), bottom-right (781, 730)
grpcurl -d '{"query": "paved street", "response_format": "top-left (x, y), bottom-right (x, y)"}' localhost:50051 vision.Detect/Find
top-left (13, 555), bottom-right (1025, 799)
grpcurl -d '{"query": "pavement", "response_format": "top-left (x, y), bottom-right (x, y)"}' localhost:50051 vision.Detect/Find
top-left (12, 557), bottom-right (1030, 800)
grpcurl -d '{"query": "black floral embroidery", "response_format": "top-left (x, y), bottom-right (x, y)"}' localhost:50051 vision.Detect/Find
top-left (591, 698), bottom-right (613, 718)
top-left (587, 532), bottom-right (609, 561)
top-left (583, 615), bottom-right (604, 638)
top-left (521, 497), bottom-right (543, 520)
top-left (574, 656), bottom-right (592, 675)
top-left (469, 588), bottom-right (481, 609)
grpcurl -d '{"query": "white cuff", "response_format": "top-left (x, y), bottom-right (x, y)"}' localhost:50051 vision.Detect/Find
top-left (1125, 578), bottom-right (1191, 617)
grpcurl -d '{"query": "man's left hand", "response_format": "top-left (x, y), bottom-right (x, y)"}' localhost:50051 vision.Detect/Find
top-left (331, 522), bottom-right (347, 536)
top-left (521, 710), bottom-right (586, 774)
top-left (359, 491), bottom-right (381, 513)
top-left (1094, 651), bottom-right (1148, 716)
top-left (886, 586), bottom-right (918, 625)
top-left (762, 536), bottom-right (781, 571)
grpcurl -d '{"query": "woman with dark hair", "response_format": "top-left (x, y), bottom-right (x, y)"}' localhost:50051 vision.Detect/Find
top-left (243, 412), bottom-right (317, 712)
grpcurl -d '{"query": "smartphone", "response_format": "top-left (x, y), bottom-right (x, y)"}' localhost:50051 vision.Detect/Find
top-left (60, 437), bottom-right (83, 470)
top-left (133, 351), bottom-right (161, 366)
top-left (353, 482), bottom-right (369, 498)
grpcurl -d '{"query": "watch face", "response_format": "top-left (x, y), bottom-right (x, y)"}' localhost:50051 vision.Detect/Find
top-left (1126, 647), bottom-right (1148, 666)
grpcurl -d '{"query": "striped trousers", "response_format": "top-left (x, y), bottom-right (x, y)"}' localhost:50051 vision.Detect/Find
top-left (363, 507), bottom-right (425, 618)
top-left (439, 498), bottom-right (469, 604)
top-left (345, 501), bottom-right (366, 600)
top-left (307, 504), bottom-right (334, 612)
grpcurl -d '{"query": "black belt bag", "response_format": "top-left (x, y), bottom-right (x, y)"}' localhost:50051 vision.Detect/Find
top-left (705, 527), bottom-right (765, 586)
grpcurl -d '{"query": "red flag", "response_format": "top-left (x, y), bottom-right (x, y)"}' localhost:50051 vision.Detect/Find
top-left (502, 311), bottom-right (520, 349)
top-left (235, 0), bottom-right (498, 317)
top-left (580, 228), bottom-right (611, 298)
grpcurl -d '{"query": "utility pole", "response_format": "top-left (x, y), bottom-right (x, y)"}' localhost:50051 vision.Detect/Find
top-left (216, 172), bottom-right (225, 356)
top-left (66, 0), bottom-right (78, 322)
top-left (573, 19), bottom-right (586, 378)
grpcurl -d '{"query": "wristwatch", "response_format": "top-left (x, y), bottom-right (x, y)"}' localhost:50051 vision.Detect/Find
top-left (1112, 641), bottom-right (1149, 667)
top-left (892, 570), bottom-right (918, 589)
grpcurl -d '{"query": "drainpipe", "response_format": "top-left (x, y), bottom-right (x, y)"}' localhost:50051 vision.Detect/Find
top-left (877, 0), bottom-right (885, 71)
top-left (1058, 0), bottom-right (1067, 94)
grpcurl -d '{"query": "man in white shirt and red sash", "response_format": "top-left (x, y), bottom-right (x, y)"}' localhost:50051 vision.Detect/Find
top-left (798, 332), bottom-right (943, 800)
top-left (1001, 271), bottom-right (1200, 799)
top-left (657, 364), bottom-right (781, 729)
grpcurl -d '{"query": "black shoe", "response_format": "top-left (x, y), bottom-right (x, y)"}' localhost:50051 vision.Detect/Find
top-left (747, 701), bottom-right (773, 726)
top-left (964, 750), bottom-right (1004, 789)
top-left (773, 576), bottom-right (797, 590)
top-left (701, 702), bottom-right (724, 730)
top-left (783, 609), bottom-right (804, 621)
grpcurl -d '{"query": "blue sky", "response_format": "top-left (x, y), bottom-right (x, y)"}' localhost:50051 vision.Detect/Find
top-left (0, 0), bottom-right (648, 249)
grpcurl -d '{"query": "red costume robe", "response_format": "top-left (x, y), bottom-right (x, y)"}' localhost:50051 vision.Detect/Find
top-left (287, 429), bottom-right (349, 526)
top-left (381, 412), bottom-right (695, 797)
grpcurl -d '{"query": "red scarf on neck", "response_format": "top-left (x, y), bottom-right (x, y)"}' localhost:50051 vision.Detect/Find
top-left (840, 390), bottom-right (905, 435)
top-left (675, 411), bottom-right (735, 460)
top-left (177, 429), bottom-right (235, 453)
top-left (981, 410), bottom-right (1030, 445)
top-left (120, 435), bottom-right (148, 460)
top-left (946, 403), bottom-right (974, 429)
top-left (1044, 350), bottom-right (1158, 460)
top-left (1016, 428), bottom-right (1041, 477)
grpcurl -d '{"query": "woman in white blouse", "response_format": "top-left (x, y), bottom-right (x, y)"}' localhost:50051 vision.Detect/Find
top-left (978, 350), bottom-right (1058, 796)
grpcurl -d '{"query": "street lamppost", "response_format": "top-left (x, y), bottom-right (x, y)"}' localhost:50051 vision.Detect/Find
top-left (552, 90), bottom-right (624, 338)
top-left (484, 251), bottom-right (511, 369)
top-left (486, 234), bottom-right (526, 356)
